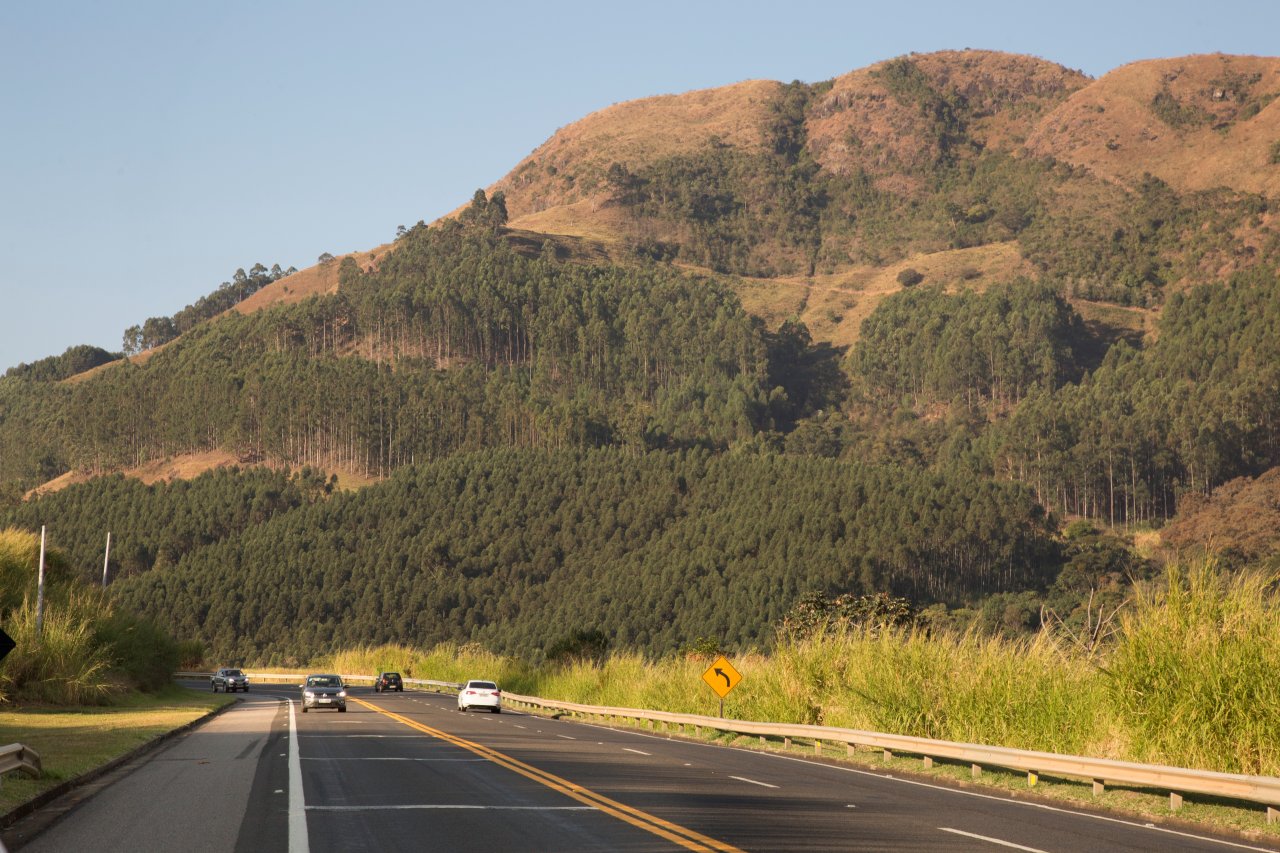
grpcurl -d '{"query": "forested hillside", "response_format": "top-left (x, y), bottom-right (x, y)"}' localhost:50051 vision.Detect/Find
top-left (14, 449), bottom-right (1056, 662)
top-left (3, 49), bottom-right (1279, 664)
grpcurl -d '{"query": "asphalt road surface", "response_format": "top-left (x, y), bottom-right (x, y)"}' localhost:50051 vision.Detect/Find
top-left (9, 682), bottom-right (1279, 852)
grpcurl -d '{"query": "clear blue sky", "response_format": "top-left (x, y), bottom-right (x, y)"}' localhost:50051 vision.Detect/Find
top-left (3, 0), bottom-right (1277, 372)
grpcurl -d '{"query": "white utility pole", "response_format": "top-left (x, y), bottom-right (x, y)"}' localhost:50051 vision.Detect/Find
top-left (36, 525), bottom-right (46, 637)
top-left (102, 532), bottom-right (112, 587)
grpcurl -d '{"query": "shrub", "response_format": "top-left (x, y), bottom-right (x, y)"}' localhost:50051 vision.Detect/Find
top-left (896, 267), bottom-right (924, 287)
top-left (94, 611), bottom-right (180, 692)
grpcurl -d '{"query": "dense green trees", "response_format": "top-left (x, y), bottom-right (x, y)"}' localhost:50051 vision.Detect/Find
top-left (983, 268), bottom-right (1280, 523)
top-left (851, 278), bottom-right (1086, 411)
top-left (3, 345), bottom-right (120, 382)
top-left (57, 448), bottom-right (1058, 662)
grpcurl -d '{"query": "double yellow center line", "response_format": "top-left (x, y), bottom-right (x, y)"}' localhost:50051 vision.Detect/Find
top-left (353, 698), bottom-right (743, 852)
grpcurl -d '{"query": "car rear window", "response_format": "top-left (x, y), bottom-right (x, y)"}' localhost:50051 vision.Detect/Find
top-left (470, 681), bottom-right (498, 690)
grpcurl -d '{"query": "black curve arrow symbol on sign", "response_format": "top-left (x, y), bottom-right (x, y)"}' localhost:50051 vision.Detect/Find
top-left (714, 668), bottom-right (730, 689)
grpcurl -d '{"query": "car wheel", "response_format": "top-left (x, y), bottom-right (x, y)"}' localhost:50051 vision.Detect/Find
top-left (492, 707), bottom-right (500, 714)
top-left (339, 706), bottom-right (346, 713)
top-left (211, 683), bottom-right (217, 692)
top-left (397, 686), bottom-right (402, 692)
top-left (244, 686), bottom-right (249, 692)
top-left (302, 706), bottom-right (307, 713)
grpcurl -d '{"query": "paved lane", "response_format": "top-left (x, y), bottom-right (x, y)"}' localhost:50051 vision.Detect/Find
top-left (17, 688), bottom-right (290, 853)
top-left (11, 683), bottom-right (1280, 852)
top-left (349, 690), bottom-right (1280, 853)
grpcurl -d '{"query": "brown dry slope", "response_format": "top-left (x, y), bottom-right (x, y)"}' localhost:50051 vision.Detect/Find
top-left (496, 79), bottom-right (780, 237)
top-left (1026, 53), bottom-right (1280, 196)
top-left (807, 50), bottom-right (1089, 190)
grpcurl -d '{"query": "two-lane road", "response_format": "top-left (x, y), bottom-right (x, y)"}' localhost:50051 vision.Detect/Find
top-left (10, 682), bottom-right (1279, 851)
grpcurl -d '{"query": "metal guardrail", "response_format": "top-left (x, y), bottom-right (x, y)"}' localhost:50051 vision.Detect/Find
top-left (0, 743), bottom-right (42, 786)
top-left (174, 671), bottom-right (1280, 823)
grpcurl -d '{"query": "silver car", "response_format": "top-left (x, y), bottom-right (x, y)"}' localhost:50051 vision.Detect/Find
top-left (211, 668), bottom-right (248, 693)
top-left (301, 674), bottom-right (347, 713)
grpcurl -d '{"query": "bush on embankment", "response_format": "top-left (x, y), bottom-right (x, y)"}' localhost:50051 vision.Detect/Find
top-left (0, 528), bottom-right (179, 704)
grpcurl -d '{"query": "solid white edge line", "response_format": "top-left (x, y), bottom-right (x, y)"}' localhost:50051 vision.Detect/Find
top-left (623, 748), bottom-right (652, 756)
top-left (288, 699), bottom-right (309, 853)
top-left (938, 827), bottom-right (1049, 851)
top-left (742, 748), bottom-right (1280, 853)
top-left (729, 776), bottom-right (779, 789)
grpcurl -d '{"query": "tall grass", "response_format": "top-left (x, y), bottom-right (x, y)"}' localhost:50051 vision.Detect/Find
top-left (1107, 563), bottom-right (1280, 774)
top-left (329, 642), bottom-right (534, 690)
top-left (0, 593), bottom-right (120, 705)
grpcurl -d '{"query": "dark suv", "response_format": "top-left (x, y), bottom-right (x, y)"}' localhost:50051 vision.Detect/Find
top-left (374, 672), bottom-right (403, 693)
top-left (211, 668), bottom-right (249, 693)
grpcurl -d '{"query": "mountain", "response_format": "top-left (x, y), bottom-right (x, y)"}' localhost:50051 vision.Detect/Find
top-left (2, 50), bottom-right (1279, 661)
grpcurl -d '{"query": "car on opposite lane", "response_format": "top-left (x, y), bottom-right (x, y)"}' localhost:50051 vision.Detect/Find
top-left (301, 674), bottom-right (347, 712)
top-left (458, 680), bottom-right (501, 713)
top-left (211, 668), bottom-right (249, 693)
top-left (375, 671), bottom-right (403, 692)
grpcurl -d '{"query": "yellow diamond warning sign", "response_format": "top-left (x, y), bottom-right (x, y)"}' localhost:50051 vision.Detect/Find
top-left (701, 655), bottom-right (742, 699)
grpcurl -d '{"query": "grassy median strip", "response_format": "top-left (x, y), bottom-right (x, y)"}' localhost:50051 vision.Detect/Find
top-left (0, 685), bottom-right (232, 815)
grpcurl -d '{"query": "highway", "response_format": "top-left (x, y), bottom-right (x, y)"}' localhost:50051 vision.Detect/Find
top-left (9, 682), bottom-right (1279, 852)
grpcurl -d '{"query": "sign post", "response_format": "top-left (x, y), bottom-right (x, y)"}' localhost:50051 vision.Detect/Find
top-left (700, 655), bottom-right (742, 718)
top-left (36, 526), bottom-right (46, 638)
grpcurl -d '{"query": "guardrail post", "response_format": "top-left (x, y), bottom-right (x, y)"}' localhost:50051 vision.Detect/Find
top-left (1268, 806), bottom-right (1278, 825)
top-left (923, 756), bottom-right (933, 769)
top-left (1170, 792), bottom-right (1183, 812)
top-left (1093, 779), bottom-right (1105, 797)
top-left (1027, 771), bottom-right (1038, 787)
top-left (847, 743), bottom-right (854, 757)
top-left (784, 737), bottom-right (791, 749)
top-left (971, 763), bottom-right (982, 779)
top-left (815, 740), bottom-right (822, 756)
top-left (882, 749), bottom-right (892, 762)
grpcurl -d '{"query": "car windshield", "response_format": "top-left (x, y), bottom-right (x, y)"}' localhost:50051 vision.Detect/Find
top-left (226, 670), bottom-right (242, 676)
top-left (307, 677), bottom-right (339, 687)
top-left (469, 681), bottom-right (498, 690)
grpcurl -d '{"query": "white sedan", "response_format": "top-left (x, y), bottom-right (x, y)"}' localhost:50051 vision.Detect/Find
top-left (457, 680), bottom-right (502, 713)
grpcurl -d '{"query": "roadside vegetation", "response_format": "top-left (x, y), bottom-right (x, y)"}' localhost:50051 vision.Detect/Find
top-left (0, 686), bottom-right (230, 814)
top-left (331, 560), bottom-right (1279, 777)
top-left (0, 528), bottom-right (183, 705)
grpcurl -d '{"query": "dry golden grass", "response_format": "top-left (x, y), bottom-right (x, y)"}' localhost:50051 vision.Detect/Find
top-left (809, 51), bottom-right (1088, 182)
top-left (233, 244), bottom-right (391, 315)
top-left (507, 200), bottom-right (632, 244)
top-left (732, 242), bottom-right (1032, 348)
top-left (490, 79), bottom-right (779, 222)
top-left (1069, 298), bottom-right (1156, 343)
top-left (1026, 54), bottom-right (1280, 196)
top-left (24, 449), bottom-right (378, 500)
